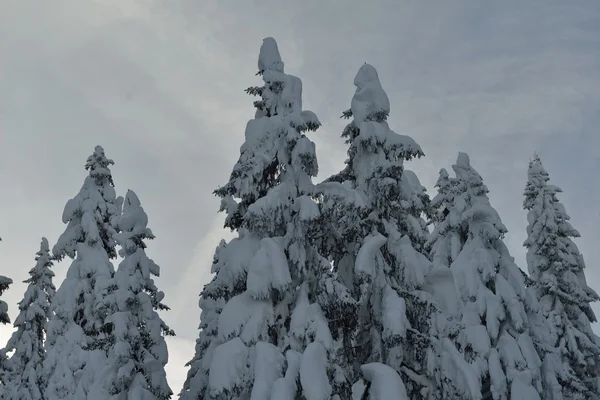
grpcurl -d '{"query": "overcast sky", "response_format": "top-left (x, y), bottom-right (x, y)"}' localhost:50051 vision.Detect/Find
top-left (1, 0), bottom-right (599, 393)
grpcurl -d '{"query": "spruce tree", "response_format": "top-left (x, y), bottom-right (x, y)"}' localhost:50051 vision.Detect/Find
top-left (430, 152), bottom-right (544, 399)
top-left (427, 168), bottom-right (462, 270)
top-left (523, 155), bottom-right (600, 399)
top-left (180, 38), bottom-right (356, 400)
top-left (179, 238), bottom-right (246, 400)
top-left (43, 145), bottom-right (120, 399)
top-left (0, 238), bottom-right (13, 395)
top-left (318, 64), bottom-right (473, 399)
top-left (93, 190), bottom-right (174, 399)
top-left (0, 238), bottom-right (12, 326)
top-left (1, 238), bottom-right (55, 400)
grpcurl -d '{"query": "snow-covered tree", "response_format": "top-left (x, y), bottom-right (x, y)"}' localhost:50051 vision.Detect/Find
top-left (179, 237), bottom-right (248, 400)
top-left (426, 168), bottom-right (463, 269)
top-left (93, 190), bottom-right (174, 399)
top-left (0, 238), bottom-right (13, 394)
top-left (0, 238), bottom-right (12, 326)
top-left (43, 145), bottom-right (120, 399)
top-left (431, 152), bottom-right (544, 400)
top-left (180, 37), bottom-right (356, 400)
top-left (523, 155), bottom-right (600, 399)
top-left (353, 362), bottom-right (409, 400)
top-left (317, 64), bottom-right (474, 399)
top-left (1, 238), bottom-right (55, 400)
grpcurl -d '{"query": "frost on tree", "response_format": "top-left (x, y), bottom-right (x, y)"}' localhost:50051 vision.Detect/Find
top-left (434, 152), bottom-right (544, 400)
top-left (93, 190), bottom-right (175, 399)
top-left (523, 155), bottom-right (600, 400)
top-left (180, 37), bottom-right (356, 400)
top-left (316, 64), bottom-right (471, 399)
top-left (44, 146), bottom-right (120, 399)
top-left (1, 238), bottom-right (55, 400)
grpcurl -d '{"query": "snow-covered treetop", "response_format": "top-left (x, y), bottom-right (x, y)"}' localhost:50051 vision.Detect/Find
top-left (0, 237), bottom-right (12, 325)
top-left (451, 152), bottom-right (507, 238)
top-left (97, 189), bottom-right (173, 399)
top-left (111, 190), bottom-right (165, 308)
top-left (85, 145), bottom-right (115, 187)
top-left (524, 154), bottom-right (599, 307)
top-left (216, 37), bottom-right (321, 231)
top-left (429, 168), bottom-right (454, 224)
top-left (329, 64), bottom-right (426, 242)
top-left (523, 154), bottom-right (600, 398)
top-left (1, 237), bottom-right (54, 400)
top-left (4, 236), bottom-right (55, 351)
top-left (114, 189), bottom-right (155, 256)
top-left (53, 145), bottom-right (119, 260)
top-left (524, 155), bottom-right (585, 271)
top-left (350, 63), bottom-right (390, 123)
top-left (523, 154), bottom-right (567, 220)
top-left (426, 168), bottom-right (462, 268)
top-left (452, 152), bottom-right (485, 194)
top-left (258, 37), bottom-right (284, 73)
top-left (24, 237), bottom-right (55, 291)
top-left (340, 64), bottom-right (423, 186)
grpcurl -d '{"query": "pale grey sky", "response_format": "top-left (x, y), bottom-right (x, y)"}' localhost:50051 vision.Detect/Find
top-left (1, 0), bottom-right (599, 392)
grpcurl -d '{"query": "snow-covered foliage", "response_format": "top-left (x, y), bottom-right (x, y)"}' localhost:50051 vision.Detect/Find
top-left (1, 238), bottom-right (55, 400)
top-left (0, 238), bottom-right (12, 326)
top-left (180, 37), bottom-right (356, 400)
top-left (180, 235), bottom-right (257, 399)
top-left (44, 146), bottom-right (120, 399)
top-left (359, 362), bottom-right (408, 400)
top-left (523, 155), bottom-right (600, 399)
top-left (324, 64), bottom-right (428, 248)
top-left (426, 168), bottom-right (463, 269)
top-left (0, 257), bottom-right (10, 393)
top-left (430, 152), bottom-right (544, 399)
top-left (93, 190), bottom-right (175, 399)
top-left (317, 64), bottom-right (472, 399)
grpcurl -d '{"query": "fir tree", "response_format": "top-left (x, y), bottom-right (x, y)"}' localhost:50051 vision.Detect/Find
top-left (523, 155), bottom-right (600, 399)
top-left (0, 237), bottom-right (13, 394)
top-left (94, 190), bottom-right (174, 399)
top-left (0, 238), bottom-right (12, 326)
top-left (432, 152), bottom-right (544, 400)
top-left (318, 64), bottom-right (472, 399)
top-left (179, 238), bottom-right (246, 400)
top-left (1, 238), bottom-right (55, 400)
top-left (180, 37), bottom-right (356, 400)
top-left (43, 145), bottom-right (120, 399)
top-left (426, 169), bottom-right (463, 269)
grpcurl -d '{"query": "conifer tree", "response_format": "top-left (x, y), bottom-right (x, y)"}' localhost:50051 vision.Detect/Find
top-left (523, 155), bottom-right (600, 399)
top-left (180, 38), bottom-right (356, 400)
top-left (1, 238), bottom-right (55, 400)
top-left (430, 152), bottom-right (544, 400)
top-left (0, 237), bottom-right (13, 394)
top-left (43, 145), bottom-right (120, 399)
top-left (94, 190), bottom-right (174, 399)
top-left (427, 168), bottom-right (462, 269)
top-left (318, 64), bottom-right (474, 399)
top-left (0, 238), bottom-right (12, 326)
top-left (180, 233), bottom-right (270, 400)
